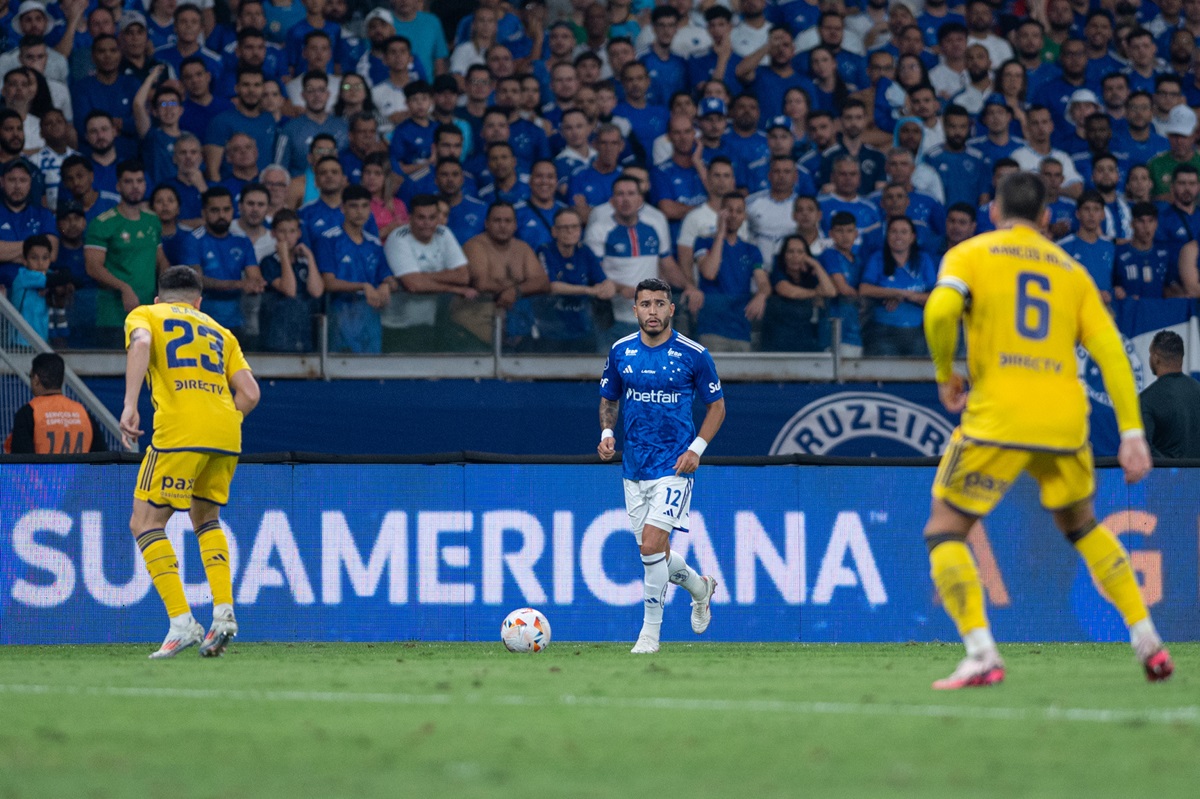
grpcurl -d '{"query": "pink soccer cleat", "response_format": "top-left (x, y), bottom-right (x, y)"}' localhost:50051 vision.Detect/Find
top-left (932, 652), bottom-right (1006, 690)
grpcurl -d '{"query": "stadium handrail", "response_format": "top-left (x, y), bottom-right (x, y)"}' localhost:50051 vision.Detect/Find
top-left (1, 451), bottom-right (1196, 468)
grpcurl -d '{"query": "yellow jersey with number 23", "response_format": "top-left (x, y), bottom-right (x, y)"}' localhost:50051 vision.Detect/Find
top-left (124, 302), bottom-right (251, 454)
top-left (936, 224), bottom-right (1121, 452)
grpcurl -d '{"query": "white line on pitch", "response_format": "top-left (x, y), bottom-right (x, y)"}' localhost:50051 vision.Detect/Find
top-left (0, 683), bottom-right (1196, 727)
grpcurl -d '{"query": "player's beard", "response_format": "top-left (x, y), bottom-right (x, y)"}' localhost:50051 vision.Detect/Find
top-left (638, 313), bottom-right (671, 339)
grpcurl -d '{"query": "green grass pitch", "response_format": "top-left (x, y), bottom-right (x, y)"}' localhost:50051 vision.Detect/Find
top-left (1, 642), bottom-right (1197, 798)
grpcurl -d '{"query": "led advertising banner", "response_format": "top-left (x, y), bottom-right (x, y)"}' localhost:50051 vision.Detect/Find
top-left (1, 463), bottom-right (1196, 645)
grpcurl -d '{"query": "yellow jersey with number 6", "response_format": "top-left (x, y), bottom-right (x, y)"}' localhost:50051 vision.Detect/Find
top-left (124, 302), bottom-right (251, 454)
top-left (936, 224), bottom-right (1117, 452)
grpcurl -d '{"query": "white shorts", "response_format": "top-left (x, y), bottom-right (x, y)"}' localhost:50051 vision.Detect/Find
top-left (624, 475), bottom-right (693, 543)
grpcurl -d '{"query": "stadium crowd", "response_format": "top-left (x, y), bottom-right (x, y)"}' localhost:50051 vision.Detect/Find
top-left (0, 0), bottom-right (1198, 355)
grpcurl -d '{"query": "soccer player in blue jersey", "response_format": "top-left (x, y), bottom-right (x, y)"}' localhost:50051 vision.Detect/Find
top-left (598, 277), bottom-right (725, 654)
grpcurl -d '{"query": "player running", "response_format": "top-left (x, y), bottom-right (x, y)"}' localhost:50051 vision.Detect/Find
top-left (120, 266), bottom-right (260, 659)
top-left (598, 277), bottom-right (725, 654)
top-left (923, 172), bottom-right (1173, 689)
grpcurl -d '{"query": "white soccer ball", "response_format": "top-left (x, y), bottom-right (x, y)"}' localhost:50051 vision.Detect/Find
top-left (500, 607), bottom-right (552, 653)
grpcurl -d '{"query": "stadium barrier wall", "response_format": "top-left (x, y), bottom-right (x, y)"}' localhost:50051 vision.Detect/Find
top-left (2, 458), bottom-right (1198, 645)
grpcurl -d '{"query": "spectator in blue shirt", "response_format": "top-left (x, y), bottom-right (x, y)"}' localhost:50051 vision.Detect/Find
top-left (725, 94), bottom-right (773, 193)
top-left (819, 212), bottom-right (866, 356)
top-left (159, 132), bottom-right (206, 226)
top-left (514, 160), bottom-right (564, 253)
top-left (688, 6), bottom-right (742, 98)
top-left (613, 61), bottom-right (669, 161)
top-left (277, 70), bottom-right (349, 178)
top-left (284, 0), bottom-right (342, 75)
top-left (478, 142), bottom-right (531, 205)
top-left (859, 216), bottom-right (937, 356)
top-left (149, 184), bottom-right (199, 269)
top-left (534, 206), bottom-right (614, 353)
top-left (651, 113), bottom-right (708, 243)
top-left (567, 123), bottom-right (625, 216)
top-left (204, 66), bottom-right (277, 180)
top-left (153, 4), bottom-right (223, 83)
top-left (390, 0), bottom-right (449, 79)
top-left (0, 160), bottom-right (56, 293)
top-left (389, 79), bottom-right (435, 176)
top-left (1059, 190), bottom-right (1117, 302)
top-left (923, 104), bottom-right (990, 209)
top-left (59, 155), bottom-right (118, 223)
top-left (693, 193), bottom-right (771, 351)
top-left (736, 26), bottom-right (816, 123)
top-left (318, 184), bottom-right (391, 354)
top-left (761, 232), bottom-right (837, 352)
top-left (178, 56), bottom-right (233, 139)
top-left (133, 78), bottom-right (184, 189)
top-left (1154, 163), bottom-right (1200, 271)
top-left (640, 6), bottom-right (688, 107)
top-left (1115, 202), bottom-right (1175, 300)
top-left (436, 157), bottom-right (488, 244)
top-left (71, 34), bottom-right (141, 142)
top-left (193, 186), bottom-right (264, 335)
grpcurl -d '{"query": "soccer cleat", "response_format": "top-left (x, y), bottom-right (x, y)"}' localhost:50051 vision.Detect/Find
top-left (1142, 648), bottom-right (1174, 682)
top-left (691, 576), bottom-right (717, 634)
top-left (199, 606), bottom-right (238, 658)
top-left (931, 651), bottom-right (1006, 690)
top-left (149, 617), bottom-right (205, 660)
top-left (630, 633), bottom-right (660, 654)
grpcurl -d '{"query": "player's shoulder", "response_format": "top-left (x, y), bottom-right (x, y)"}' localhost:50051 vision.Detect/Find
top-left (94, 208), bottom-right (118, 224)
top-left (608, 332), bottom-right (641, 357)
top-left (672, 332), bottom-right (708, 357)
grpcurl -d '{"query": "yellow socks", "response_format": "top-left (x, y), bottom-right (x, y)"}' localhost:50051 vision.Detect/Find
top-left (1073, 524), bottom-right (1148, 627)
top-left (137, 528), bottom-right (189, 618)
top-left (195, 520), bottom-right (234, 607)
top-left (929, 539), bottom-right (989, 637)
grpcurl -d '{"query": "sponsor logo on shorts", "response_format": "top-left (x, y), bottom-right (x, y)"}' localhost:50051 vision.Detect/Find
top-left (962, 471), bottom-right (1010, 495)
top-left (161, 476), bottom-right (196, 492)
top-left (770, 391), bottom-right (954, 456)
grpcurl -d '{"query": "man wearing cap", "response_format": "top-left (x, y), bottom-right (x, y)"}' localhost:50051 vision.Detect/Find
top-left (969, 94), bottom-right (1025, 164)
top-left (695, 97), bottom-right (732, 163)
top-left (1053, 88), bottom-right (1101, 155)
top-left (355, 8), bottom-right (397, 85)
top-left (0, 158), bottom-right (54, 296)
top-left (6, 1), bottom-right (67, 83)
top-left (115, 10), bottom-right (168, 83)
top-left (1148, 106), bottom-right (1200, 198)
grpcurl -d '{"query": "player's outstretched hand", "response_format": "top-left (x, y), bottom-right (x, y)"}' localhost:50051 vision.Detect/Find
top-left (1117, 433), bottom-right (1153, 484)
top-left (119, 406), bottom-right (143, 450)
top-left (937, 373), bottom-right (969, 414)
top-left (674, 451), bottom-right (700, 475)
top-left (598, 435), bottom-right (616, 461)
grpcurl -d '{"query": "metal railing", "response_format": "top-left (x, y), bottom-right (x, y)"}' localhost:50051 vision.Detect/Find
top-left (0, 292), bottom-right (132, 452)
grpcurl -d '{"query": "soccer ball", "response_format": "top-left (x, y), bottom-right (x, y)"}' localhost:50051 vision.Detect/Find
top-left (500, 608), bottom-right (551, 653)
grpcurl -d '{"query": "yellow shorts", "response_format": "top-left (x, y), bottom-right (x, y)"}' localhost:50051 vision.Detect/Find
top-left (134, 447), bottom-right (238, 510)
top-left (932, 428), bottom-right (1095, 517)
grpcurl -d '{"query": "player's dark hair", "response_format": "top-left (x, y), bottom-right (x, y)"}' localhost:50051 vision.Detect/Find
top-left (1131, 201), bottom-right (1158, 219)
top-left (410, 193), bottom-right (439, 211)
top-left (61, 154), bottom-right (92, 174)
top-left (651, 6), bottom-right (681, 23)
top-left (158, 265), bottom-right (203, 298)
top-left (1172, 164), bottom-right (1199, 181)
top-left (116, 159), bottom-right (145, 179)
top-left (708, 155), bottom-right (734, 171)
top-left (434, 123), bottom-right (463, 144)
top-left (150, 183), bottom-right (181, 206)
top-left (271, 208), bottom-right (299, 227)
top-left (201, 186), bottom-right (234, 206)
top-left (404, 79), bottom-right (433, 99)
top-left (634, 277), bottom-right (673, 300)
top-left (830, 211), bottom-right (856, 228)
top-left (996, 172), bottom-right (1047, 223)
top-left (1076, 189), bottom-right (1104, 210)
top-left (239, 181), bottom-right (269, 203)
top-left (22, 233), bottom-right (50, 257)
top-left (1150, 330), bottom-right (1185, 362)
top-left (704, 5), bottom-right (733, 22)
top-left (341, 184), bottom-right (371, 204)
top-left (30, 352), bottom-right (64, 390)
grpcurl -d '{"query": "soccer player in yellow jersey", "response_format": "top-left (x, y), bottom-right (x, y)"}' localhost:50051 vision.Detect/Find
top-left (922, 172), bottom-right (1174, 689)
top-left (120, 266), bottom-right (261, 659)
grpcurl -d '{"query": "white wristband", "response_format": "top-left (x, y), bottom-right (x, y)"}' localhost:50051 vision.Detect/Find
top-left (687, 437), bottom-right (708, 457)
top-left (1120, 428), bottom-right (1146, 441)
top-left (601, 428), bottom-right (614, 441)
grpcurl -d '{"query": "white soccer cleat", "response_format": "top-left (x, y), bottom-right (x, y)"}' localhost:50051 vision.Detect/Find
top-left (199, 605), bottom-right (238, 658)
top-left (932, 650), bottom-right (1006, 690)
top-left (149, 616), bottom-right (205, 659)
top-left (630, 633), bottom-right (660, 654)
top-left (691, 576), bottom-right (717, 634)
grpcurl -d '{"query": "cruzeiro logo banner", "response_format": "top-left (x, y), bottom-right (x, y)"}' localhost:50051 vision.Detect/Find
top-left (770, 391), bottom-right (955, 457)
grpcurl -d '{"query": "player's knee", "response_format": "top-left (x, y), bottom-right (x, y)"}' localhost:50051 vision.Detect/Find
top-left (924, 530), bottom-right (968, 553)
top-left (1061, 517), bottom-right (1098, 544)
top-left (639, 541), bottom-right (667, 557)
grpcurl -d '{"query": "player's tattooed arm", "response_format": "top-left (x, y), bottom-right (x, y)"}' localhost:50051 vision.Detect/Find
top-left (599, 398), bottom-right (619, 432)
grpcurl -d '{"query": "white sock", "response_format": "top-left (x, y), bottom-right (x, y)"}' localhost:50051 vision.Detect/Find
top-left (641, 552), bottom-right (668, 628)
top-left (666, 551), bottom-right (706, 599)
top-left (168, 611), bottom-right (195, 628)
top-left (1129, 618), bottom-right (1161, 652)
top-left (963, 627), bottom-right (997, 659)
top-left (214, 602), bottom-right (234, 618)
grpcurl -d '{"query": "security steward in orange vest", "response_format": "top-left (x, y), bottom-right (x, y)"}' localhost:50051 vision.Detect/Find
top-left (4, 353), bottom-right (108, 454)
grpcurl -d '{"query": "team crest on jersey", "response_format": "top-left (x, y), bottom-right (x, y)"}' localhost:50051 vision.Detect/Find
top-left (1076, 335), bottom-right (1146, 408)
top-left (120, 231), bottom-right (130, 242)
top-left (770, 391), bottom-right (954, 457)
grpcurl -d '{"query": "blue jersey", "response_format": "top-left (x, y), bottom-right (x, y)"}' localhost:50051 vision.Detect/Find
top-left (599, 330), bottom-right (724, 481)
top-left (693, 235), bottom-right (763, 342)
top-left (640, 50), bottom-right (688, 107)
top-left (298, 198), bottom-right (380, 245)
top-left (389, 118), bottom-right (436, 172)
top-left (568, 165), bottom-right (620, 208)
top-left (205, 108), bottom-right (279, 172)
top-left (446, 195), bottom-right (488, 245)
top-left (1114, 242), bottom-right (1173, 298)
top-left (1155, 201), bottom-right (1200, 268)
top-left (0, 202), bottom-right (56, 289)
top-left (923, 144), bottom-right (989, 209)
top-left (612, 101), bottom-right (669, 157)
top-left (508, 118), bottom-right (552, 171)
top-left (315, 225), bottom-right (388, 302)
top-left (193, 228), bottom-right (259, 328)
top-left (820, 247), bottom-right (864, 346)
top-left (967, 134), bottom-right (1024, 166)
top-left (162, 225), bottom-right (200, 268)
top-left (860, 251), bottom-right (938, 328)
top-left (724, 130), bottom-right (772, 193)
top-left (515, 200), bottom-right (565, 253)
top-left (1057, 233), bottom-right (1116, 294)
top-left (537, 242), bottom-right (607, 340)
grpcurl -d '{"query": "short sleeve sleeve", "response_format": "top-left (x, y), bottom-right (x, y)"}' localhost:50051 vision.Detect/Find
top-left (694, 349), bottom-right (722, 403)
top-left (123, 306), bottom-right (151, 347)
top-left (84, 215), bottom-right (110, 251)
top-left (936, 240), bottom-right (974, 298)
